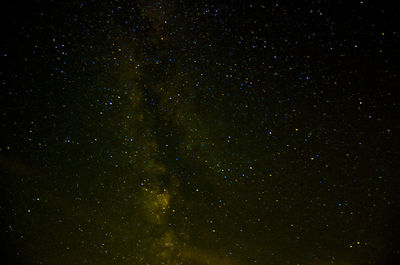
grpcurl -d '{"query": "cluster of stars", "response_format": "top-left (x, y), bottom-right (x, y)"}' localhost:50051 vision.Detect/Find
top-left (1, 1), bottom-right (399, 264)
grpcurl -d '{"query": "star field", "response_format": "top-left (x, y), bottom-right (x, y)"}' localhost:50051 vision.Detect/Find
top-left (1, 1), bottom-right (399, 264)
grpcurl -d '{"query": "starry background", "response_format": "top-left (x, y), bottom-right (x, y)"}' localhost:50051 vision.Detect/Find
top-left (1, 0), bottom-right (399, 264)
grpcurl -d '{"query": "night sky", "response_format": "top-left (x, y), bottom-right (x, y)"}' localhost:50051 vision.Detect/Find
top-left (1, 1), bottom-right (399, 264)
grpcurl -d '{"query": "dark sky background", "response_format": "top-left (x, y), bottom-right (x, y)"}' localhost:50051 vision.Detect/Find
top-left (1, 0), bottom-right (399, 264)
